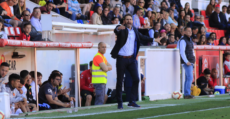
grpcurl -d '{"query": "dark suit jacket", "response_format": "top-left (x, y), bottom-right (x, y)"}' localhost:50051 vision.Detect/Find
top-left (111, 25), bottom-right (153, 59)
top-left (209, 11), bottom-right (227, 28)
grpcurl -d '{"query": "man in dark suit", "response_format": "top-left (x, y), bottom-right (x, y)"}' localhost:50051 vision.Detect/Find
top-left (209, 4), bottom-right (227, 30)
top-left (111, 14), bottom-right (162, 109)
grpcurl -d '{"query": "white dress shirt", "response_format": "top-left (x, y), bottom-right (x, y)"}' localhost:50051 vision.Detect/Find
top-left (31, 81), bottom-right (40, 100)
top-left (118, 28), bottom-right (136, 56)
top-left (30, 16), bottom-right (42, 32)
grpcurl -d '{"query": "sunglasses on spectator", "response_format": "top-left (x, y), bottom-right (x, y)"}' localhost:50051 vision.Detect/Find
top-left (24, 14), bottom-right (30, 16)
top-left (139, 2), bottom-right (145, 3)
top-left (55, 78), bottom-right (61, 81)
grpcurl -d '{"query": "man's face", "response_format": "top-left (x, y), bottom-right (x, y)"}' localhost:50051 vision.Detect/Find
top-left (98, 43), bottom-right (107, 54)
top-left (192, 28), bottom-right (198, 35)
top-left (26, 75), bottom-right (32, 85)
top-left (130, 0), bottom-right (136, 5)
top-left (165, 24), bottom-right (171, 32)
top-left (53, 76), bottom-right (61, 86)
top-left (138, 0), bottom-right (145, 7)
top-left (171, 4), bottom-right (175, 10)
top-left (12, 79), bottom-right (20, 88)
top-left (196, 16), bottom-right (200, 22)
top-left (125, 16), bottom-right (133, 28)
top-left (137, 10), bottom-right (142, 16)
top-left (215, 7), bottom-right (220, 14)
top-left (185, 28), bottom-right (192, 37)
top-left (0, 66), bottom-right (9, 78)
top-left (34, 9), bottom-right (41, 18)
top-left (23, 11), bottom-right (30, 21)
top-left (205, 74), bottom-right (211, 80)
top-left (223, 7), bottom-right (227, 13)
top-left (169, 36), bottom-right (175, 42)
top-left (114, 8), bottom-right (119, 15)
top-left (161, 2), bottom-right (166, 8)
top-left (99, 0), bottom-right (104, 4)
top-left (47, 3), bottom-right (53, 12)
top-left (169, 10), bottom-right (174, 16)
top-left (105, 0), bottom-right (110, 4)
top-left (125, 2), bottom-right (130, 7)
top-left (112, 18), bottom-right (119, 24)
top-left (155, 23), bottom-right (161, 30)
top-left (23, 25), bottom-right (31, 34)
top-left (185, 15), bottom-right (190, 21)
top-left (211, 70), bottom-right (218, 79)
top-left (37, 76), bottom-right (42, 85)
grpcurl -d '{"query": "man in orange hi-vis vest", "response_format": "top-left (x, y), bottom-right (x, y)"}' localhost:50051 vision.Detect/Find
top-left (92, 42), bottom-right (112, 105)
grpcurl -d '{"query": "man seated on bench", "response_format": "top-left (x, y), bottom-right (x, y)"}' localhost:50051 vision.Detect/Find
top-left (5, 74), bottom-right (28, 113)
top-left (224, 53), bottom-right (230, 75)
top-left (208, 68), bottom-right (218, 89)
top-left (197, 68), bottom-right (213, 95)
top-left (38, 73), bottom-right (71, 110)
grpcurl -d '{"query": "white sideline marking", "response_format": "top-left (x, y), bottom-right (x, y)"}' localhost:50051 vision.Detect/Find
top-left (25, 104), bottom-right (179, 119)
top-left (137, 106), bottom-right (230, 119)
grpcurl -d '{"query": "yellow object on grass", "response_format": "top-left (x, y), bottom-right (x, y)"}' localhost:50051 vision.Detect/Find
top-left (191, 85), bottom-right (201, 96)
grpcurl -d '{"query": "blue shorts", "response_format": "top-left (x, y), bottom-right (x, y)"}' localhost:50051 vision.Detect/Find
top-left (5, 19), bottom-right (11, 23)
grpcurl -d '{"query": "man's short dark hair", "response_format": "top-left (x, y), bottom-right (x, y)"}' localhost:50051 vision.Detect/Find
top-left (203, 68), bottom-right (211, 75)
top-left (21, 10), bottom-right (30, 16)
top-left (207, 37), bottom-right (213, 41)
top-left (169, 8), bottom-right (174, 12)
top-left (169, 34), bottom-right (174, 38)
top-left (20, 70), bottom-right (29, 80)
top-left (89, 61), bottom-right (93, 67)
top-left (51, 70), bottom-right (60, 74)
top-left (60, 72), bottom-right (63, 76)
top-left (154, 32), bottom-right (160, 38)
top-left (222, 5), bottom-right (227, 9)
top-left (184, 26), bottom-right (191, 31)
top-left (125, 0), bottom-right (130, 3)
top-left (170, 2), bottom-right (175, 7)
top-left (160, 37), bottom-right (167, 44)
top-left (20, 78), bottom-right (25, 85)
top-left (192, 26), bottom-right (198, 30)
top-left (46, 1), bottom-right (53, 6)
top-left (33, 7), bottom-right (40, 11)
top-left (30, 71), bottom-right (42, 78)
top-left (9, 73), bottom-right (21, 83)
top-left (48, 73), bottom-right (61, 82)
top-left (23, 22), bottom-right (31, 28)
top-left (124, 14), bottom-right (132, 20)
top-left (135, 7), bottom-right (142, 14)
top-left (0, 62), bottom-right (9, 67)
top-left (160, 1), bottom-right (166, 6)
top-left (112, 17), bottom-right (118, 21)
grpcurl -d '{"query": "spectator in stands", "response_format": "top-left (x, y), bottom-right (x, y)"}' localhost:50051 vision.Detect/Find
top-left (160, 29), bottom-right (167, 38)
top-left (123, 0), bottom-right (134, 16)
top-left (14, 0), bottom-right (30, 19)
top-left (197, 26), bottom-right (206, 40)
top-left (51, 0), bottom-right (68, 16)
top-left (40, 1), bottom-right (53, 14)
top-left (20, 22), bottom-right (31, 41)
top-left (25, 73), bottom-right (36, 104)
top-left (152, 0), bottom-right (160, 12)
top-left (0, 62), bottom-right (9, 85)
top-left (200, 15), bottom-right (205, 26)
top-left (178, 9), bottom-right (185, 26)
top-left (184, 2), bottom-right (193, 17)
top-left (0, 0), bottom-right (22, 27)
top-left (110, 6), bottom-right (122, 21)
top-left (67, 0), bottom-right (88, 21)
top-left (197, 35), bottom-right (206, 45)
top-left (111, 17), bottom-right (119, 24)
top-left (169, 2), bottom-right (178, 20)
top-left (168, 34), bottom-right (177, 44)
top-left (160, 37), bottom-right (167, 46)
top-left (222, 5), bottom-right (230, 21)
top-left (0, 20), bottom-right (8, 39)
top-left (169, 10), bottom-right (178, 27)
top-left (151, 32), bottom-right (160, 46)
top-left (186, 16), bottom-right (203, 29)
top-left (21, 10), bottom-right (42, 41)
top-left (170, 23), bottom-right (177, 35)
top-left (150, 12), bottom-right (156, 27)
top-left (218, 36), bottom-right (227, 45)
top-left (192, 26), bottom-right (198, 36)
top-left (148, 22), bottom-right (161, 43)
top-left (209, 32), bottom-right (216, 40)
top-left (164, 11), bottom-right (178, 26)
top-left (227, 6), bottom-right (230, 22)
top-left (160, 1), bottom-right (168, 11)
top-left (192, 35), bottom-right (198, 45)
top-left (164, 23), bottom-right (171, 34)
top-left (136, 0), bottom-right (146, 16)
top-left (103, 0), bottom-right (111, 10)
top-left (209, 68), bottom-right (218, 88)
top-left (90, 6), bottom-right (103, 25)
top-left (175, 25), bottom-right (184, 40)
top-left (206, 37), bottom-right (214, 45)
top-left (30, 7), bottom-right (42, 32)
top-left (130, 0), bottom-right (136, 6)
top-left (101, 6), bottom-right (112, 25)
top-left (39, 73), bottom-right (71, 110)
top-left (197, 68), bottom-right (212, 95)
top-left (5, 74), bottom-right (28, 112)
top-left (224, 53), bottom-right (230, 75)
top-left (206, 0), bottom-right (215, 17)
top-left (94, 0), bottom-right (104, 11)
top-left (144, 11), bottom-right (151, 27)
top-left (30, 71), bottom-right (42, 101)
top-left (227, 37), bottom-right (230, 46)
top-left (145, 0), bottom-right (153, 12)
top-left (209, 4), bottom-right (227, 30)
top-left (133, 8), bottom-right (142, 28)
top-left (110, 0), bottom-right (123, 15)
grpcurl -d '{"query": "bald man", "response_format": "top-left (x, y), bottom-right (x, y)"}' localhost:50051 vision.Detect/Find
top-left (91, 42), bottom-right (112, 105)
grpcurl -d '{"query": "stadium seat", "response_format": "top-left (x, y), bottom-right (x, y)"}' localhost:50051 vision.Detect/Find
top-left (200, 10), bottom-right (206, 18)
top-left (190, 9), bottom-right (195, 21)
top-left (14, 27), bottom-right (22, 40)
top-left (90, 11), bottom-right (94, 19)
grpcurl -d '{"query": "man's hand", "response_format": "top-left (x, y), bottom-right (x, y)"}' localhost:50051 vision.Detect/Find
top-left (62, 87), bottom-right (71, 95)
top-left (19, 89), bottom-right (23, 94)
top-left (154, 37), bottom-right (163, 44)
top-left (1, 10), bottom-right (7, 16)
top-left (117, 25), bottom-right (126, 30)
top-left (63, 103), bottom-right (71, 108)
top-left (67, 11), bottom-right (72, 14)
top-left (77, 14), bottom-right (82, 17)
top-left (186, 62), bottom-right (191, 66)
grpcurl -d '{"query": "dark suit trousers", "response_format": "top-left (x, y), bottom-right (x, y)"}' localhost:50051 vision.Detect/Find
top-left (116, 56), bottom-right (139, 103)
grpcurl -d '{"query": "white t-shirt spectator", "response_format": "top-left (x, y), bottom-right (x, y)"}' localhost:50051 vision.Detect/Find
top-left (144, 17), bottom-right (150, 27)
top-left (225, 13), bottom-right (230, 22)
top-left (9, 6), bottom-right (14, 15)
top-left (31, 80), bottom-right (40, 101)
top-left (0, 31), bottom-right (8, 39)
top-left (30, 16), bottom-right (42, 32)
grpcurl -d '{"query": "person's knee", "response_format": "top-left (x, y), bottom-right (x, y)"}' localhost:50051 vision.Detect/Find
top-left (86, 95), bottom-right (92, 101)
